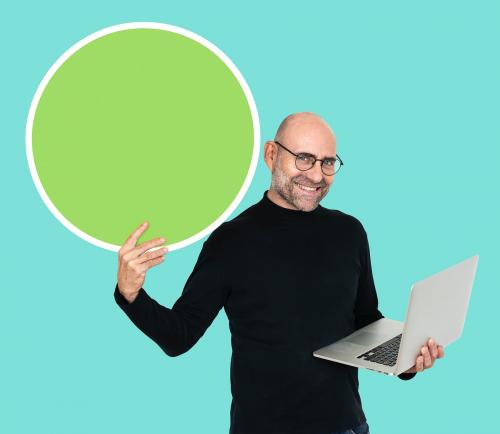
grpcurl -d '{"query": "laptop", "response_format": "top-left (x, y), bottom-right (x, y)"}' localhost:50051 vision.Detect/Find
top-left (313, 255), bottom-right (479, 376)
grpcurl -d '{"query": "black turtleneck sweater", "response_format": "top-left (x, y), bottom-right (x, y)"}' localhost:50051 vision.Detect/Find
top-left (114, 190), bottom-right (415, 434)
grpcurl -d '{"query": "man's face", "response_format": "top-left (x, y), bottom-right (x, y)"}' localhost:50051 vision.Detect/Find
top-left (268, 118), bottom-right (336, 212)
top-left (271, 148), bottom-right (332, 212)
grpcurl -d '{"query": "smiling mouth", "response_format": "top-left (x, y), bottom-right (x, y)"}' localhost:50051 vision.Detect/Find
top-left (295, 182), bottom-right (321, 192)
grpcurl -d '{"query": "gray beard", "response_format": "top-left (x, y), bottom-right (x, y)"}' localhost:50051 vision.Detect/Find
top-left (270, 163), bottom-right (327, 211)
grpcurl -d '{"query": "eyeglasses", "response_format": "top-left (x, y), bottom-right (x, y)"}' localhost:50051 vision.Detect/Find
top-left (274, 141), bottom-right (343, 175)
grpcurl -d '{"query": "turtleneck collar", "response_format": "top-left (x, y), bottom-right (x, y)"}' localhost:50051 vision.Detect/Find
top-left (258, 189), bottom-right (323, 219)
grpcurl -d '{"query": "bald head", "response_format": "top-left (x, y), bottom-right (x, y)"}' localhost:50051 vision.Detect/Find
top-left (274, 112), bottom-right (336, 148)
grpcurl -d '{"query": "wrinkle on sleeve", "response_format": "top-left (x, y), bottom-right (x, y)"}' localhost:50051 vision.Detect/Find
top-left (354, 226), bottom-right (384, 330)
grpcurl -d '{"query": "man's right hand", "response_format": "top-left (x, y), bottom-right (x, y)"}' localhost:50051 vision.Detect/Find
top-left (117, 221), bottom-right (168, 303)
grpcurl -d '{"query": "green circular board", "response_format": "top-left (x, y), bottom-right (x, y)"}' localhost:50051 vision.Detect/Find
top-left (26, 22), bottom-right (259, 251)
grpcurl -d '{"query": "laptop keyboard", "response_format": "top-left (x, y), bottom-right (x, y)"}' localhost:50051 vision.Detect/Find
top-left (356, 334), bottom-right (402, 367)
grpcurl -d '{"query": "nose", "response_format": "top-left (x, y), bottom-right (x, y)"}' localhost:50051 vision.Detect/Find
top-left (306, 160), bottom-right (325, 183)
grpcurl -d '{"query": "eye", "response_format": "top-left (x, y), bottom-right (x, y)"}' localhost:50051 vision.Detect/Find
top-left (323, 159), bottom-right (335, 167)
top-left (297, 154), bottom-right (314, 162)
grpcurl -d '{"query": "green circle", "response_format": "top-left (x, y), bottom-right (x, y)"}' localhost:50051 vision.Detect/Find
top-left (29, 25), bottom-right (256, 250)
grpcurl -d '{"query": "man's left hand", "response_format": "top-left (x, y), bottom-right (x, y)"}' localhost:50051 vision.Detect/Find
top-left (403, 338), bottom-right (445, 374)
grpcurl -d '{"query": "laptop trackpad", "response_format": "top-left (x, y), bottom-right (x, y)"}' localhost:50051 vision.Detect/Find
top-left (345, 331), bottom-right (381, 346)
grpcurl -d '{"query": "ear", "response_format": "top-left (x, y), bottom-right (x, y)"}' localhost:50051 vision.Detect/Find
top-left (263, 140), bottom-right (278, 171)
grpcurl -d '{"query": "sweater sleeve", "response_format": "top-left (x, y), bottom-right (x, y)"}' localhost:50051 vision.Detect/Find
top-left (114, 236), bottom-right (230, 357)
top-left (397, 372), bottom-right (417, 380)
top-left (354, 227), bottom-right (384, 330)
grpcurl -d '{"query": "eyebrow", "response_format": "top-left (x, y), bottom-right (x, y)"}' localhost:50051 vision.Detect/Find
top-left (299, 151), bottom-right (336, 160)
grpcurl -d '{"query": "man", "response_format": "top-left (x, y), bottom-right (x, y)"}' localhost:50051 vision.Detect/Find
top-left (114, 112), bottom-right (444, 434)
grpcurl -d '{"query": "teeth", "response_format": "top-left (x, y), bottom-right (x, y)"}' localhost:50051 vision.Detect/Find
top-left (296, 182), bottom-right (317, 192)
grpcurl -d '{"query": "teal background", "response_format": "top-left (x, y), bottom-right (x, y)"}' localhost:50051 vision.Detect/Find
top-left (1, 1), bottom-right (499, 433)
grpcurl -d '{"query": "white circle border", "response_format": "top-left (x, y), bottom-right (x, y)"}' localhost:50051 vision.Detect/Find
top-left (26, 21), bottom-right (261, 252)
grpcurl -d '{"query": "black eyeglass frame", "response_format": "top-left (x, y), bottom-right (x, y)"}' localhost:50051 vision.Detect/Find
top-left (273, 140), bottom-right (344, 175)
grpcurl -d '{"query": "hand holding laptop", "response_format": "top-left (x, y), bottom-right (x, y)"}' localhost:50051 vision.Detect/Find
top-left (314, 255), bottom-right (477, 376)
top-left (402, 337), bottom-right (445, 374)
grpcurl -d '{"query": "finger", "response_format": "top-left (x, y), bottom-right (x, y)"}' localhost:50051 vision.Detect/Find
top-left (428, 338), bottom-right (438, 359)
top-left (137, 255), bottom-right (165, 273)
top-left (421, 346), bottom-right (433, 368)
top-left (122, 222), bottom-right (149, 251)
top-left (437, 345), bottom-right (445, 358)
top-left (145, 245), bottom-right (169, 254)
top-left (132, 246), bottom-right (168, 264)
top-left (135, 237), bottom-right (167, 257)
top-left (124, 237), bottom-right (165, 261)
top-left (416, 355), bottom-right (424, 372)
